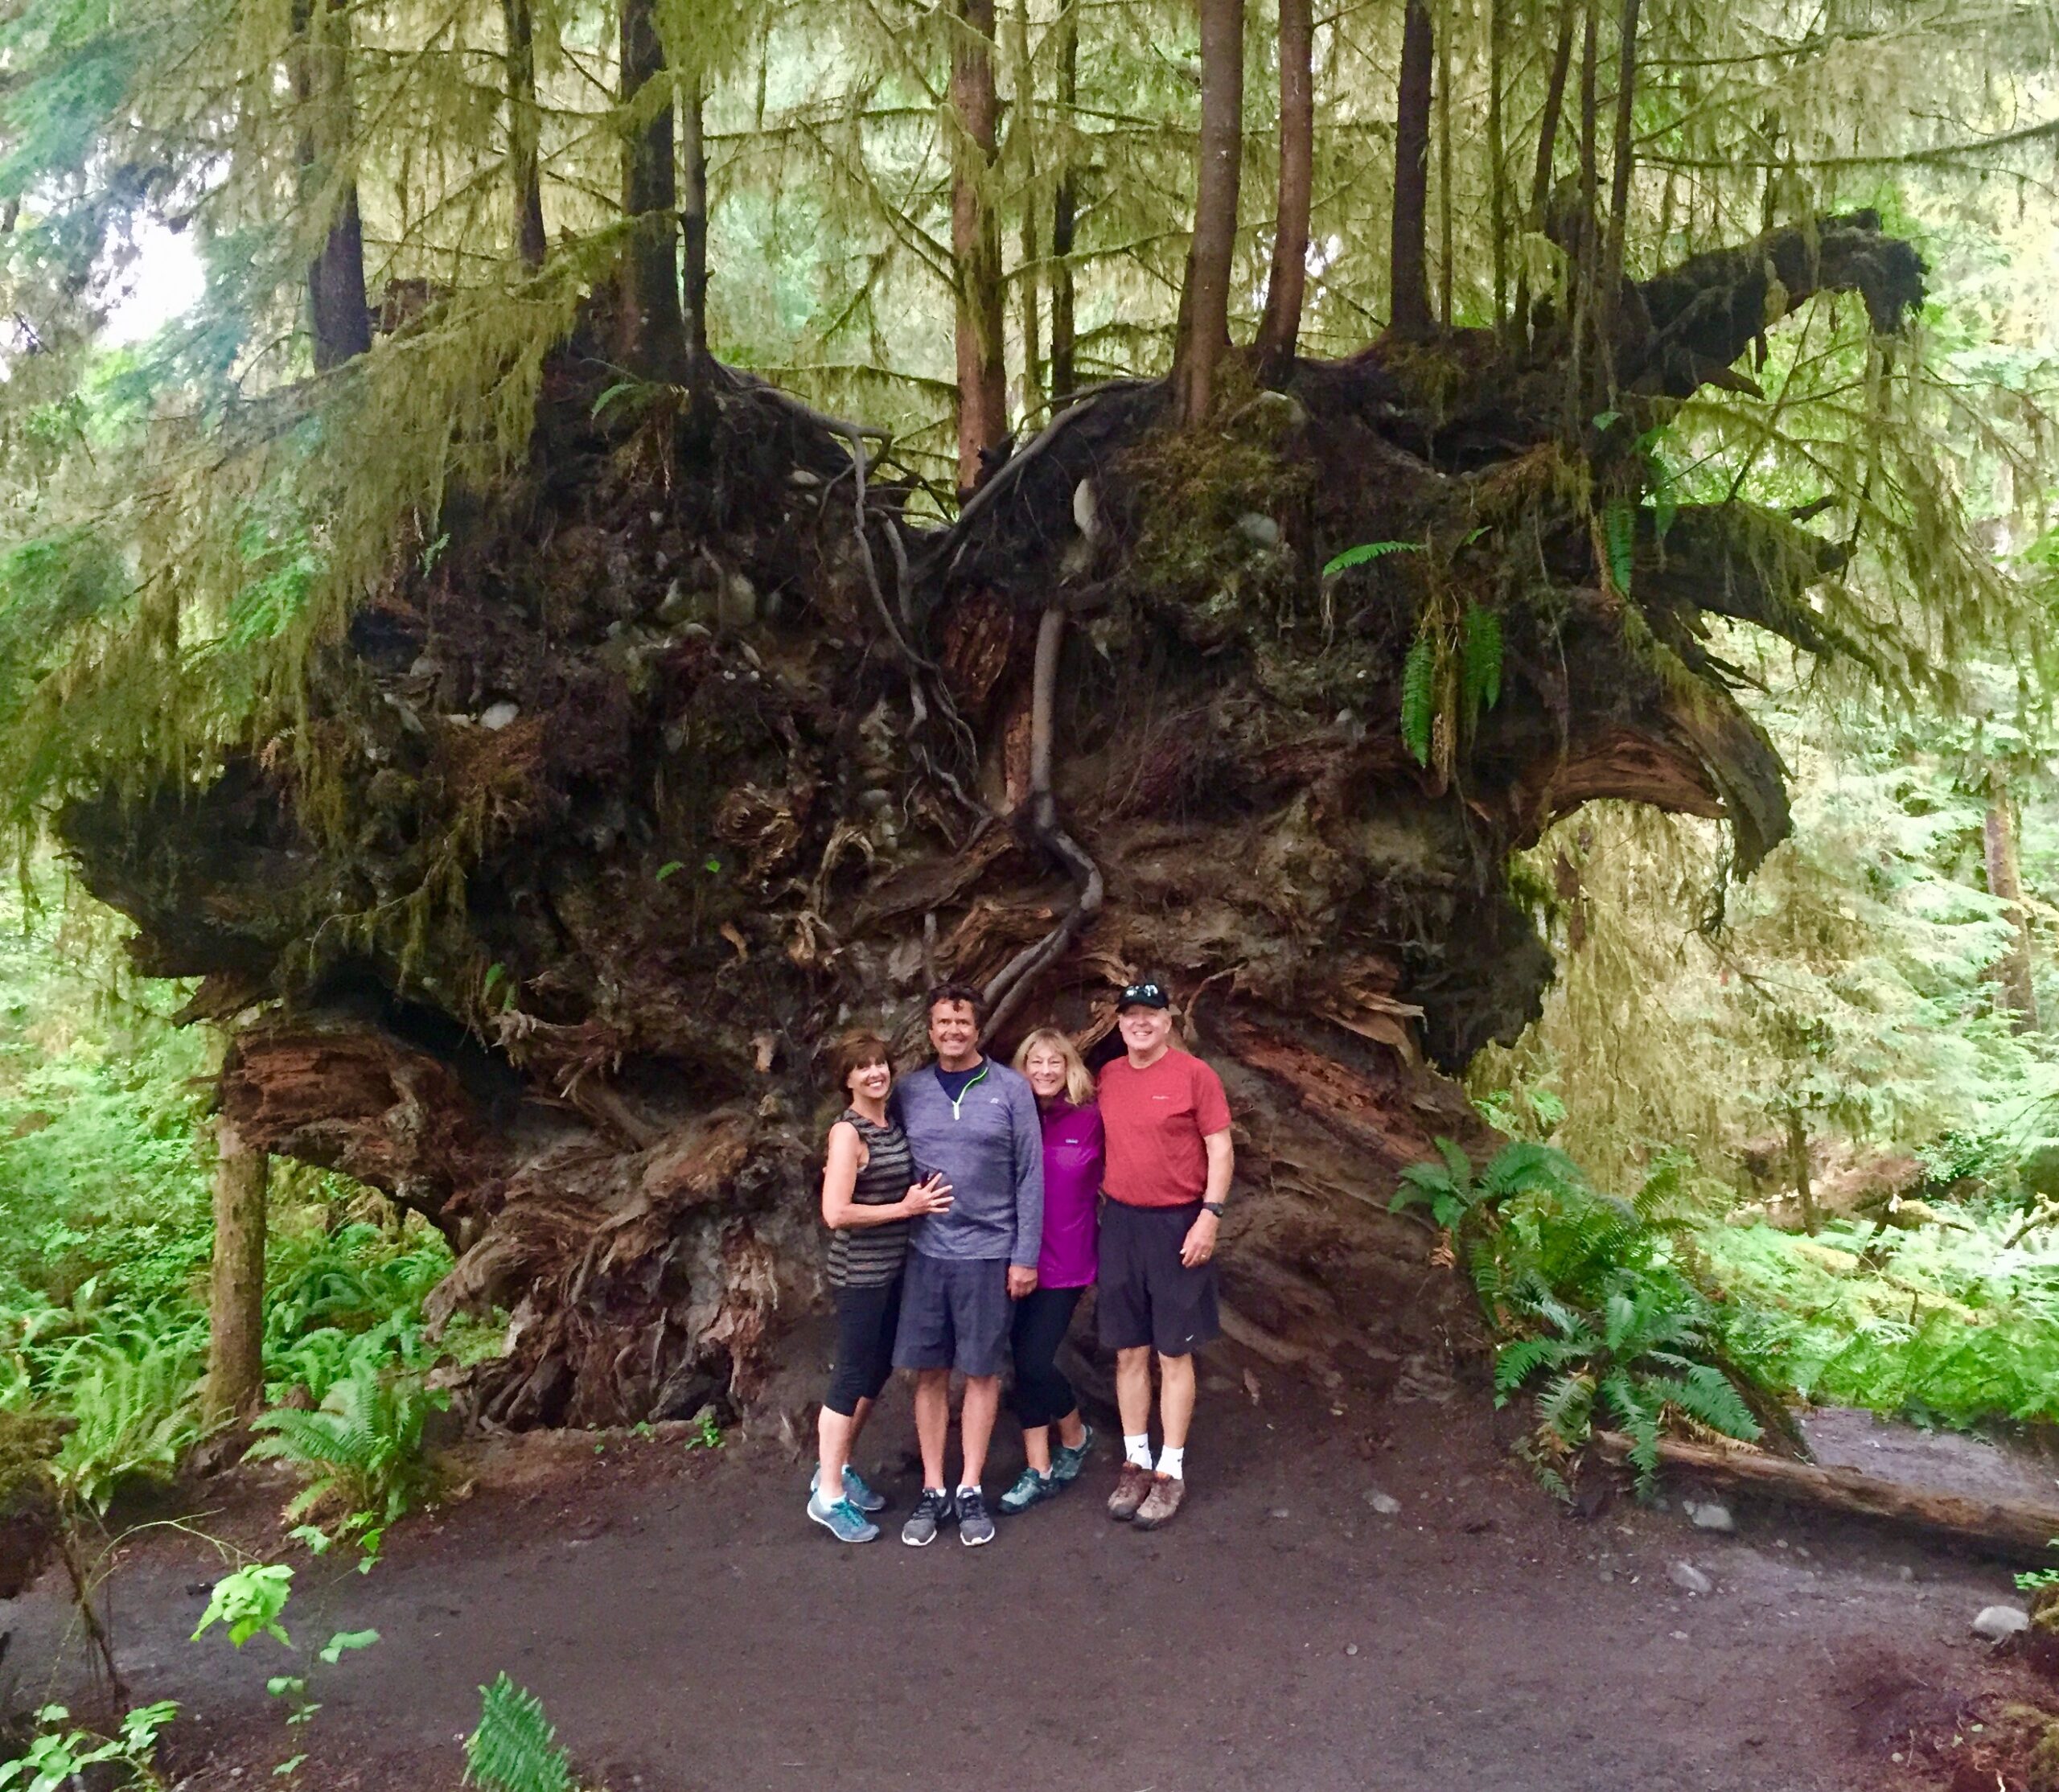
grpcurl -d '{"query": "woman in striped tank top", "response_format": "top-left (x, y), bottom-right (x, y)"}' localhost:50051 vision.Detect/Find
top-left (808, 1030), bottom-right (954, 1544)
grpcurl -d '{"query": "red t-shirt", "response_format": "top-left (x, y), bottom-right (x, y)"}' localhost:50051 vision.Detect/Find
top-left (1096, 1048), bottom-right (1232, 1208)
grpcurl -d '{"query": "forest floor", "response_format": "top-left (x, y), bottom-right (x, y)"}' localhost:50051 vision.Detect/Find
top-left (10, 1336), bottom-right (2059, 1792)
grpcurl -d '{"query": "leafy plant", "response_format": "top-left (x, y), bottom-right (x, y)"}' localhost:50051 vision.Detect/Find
top-left (0, 1701), bottom-right (178, 1792)
top-left (46, 1321), bottom-right (203, 1513)
top-left (193, 1562), bottom-right (295, 1648)
top-left (465, 1675), bottom-right (573, 1792)
top-left (245, 1361), bottom-right (446, 1556)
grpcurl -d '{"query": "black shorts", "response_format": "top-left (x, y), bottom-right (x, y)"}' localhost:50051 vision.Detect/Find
top-left (892, 1252), bottom-right (1012, 1378)
top-left (823, 1277), bottom-right (903, 1417)
top-left (1095, 1198), bottom-right (1219, 1357)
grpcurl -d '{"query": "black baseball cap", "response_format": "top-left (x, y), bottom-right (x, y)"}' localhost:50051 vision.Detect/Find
top-left (1117, 980), bottom-right (1169, 1012)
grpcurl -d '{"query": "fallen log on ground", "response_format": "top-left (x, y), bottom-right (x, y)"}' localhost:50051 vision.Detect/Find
top-left (1596, 1430), bottom-right (2059, 1557)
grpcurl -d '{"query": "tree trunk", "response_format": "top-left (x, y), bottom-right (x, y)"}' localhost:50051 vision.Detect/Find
top-left (1601, 0), bottom-right (1642, 335)
top-left (1514, 0), bottom-right (1578, 339)
top-left (616, 0), bottom-right (687, 381)
top-left (1171, 0), bottom-right (1245, 424)
top-left (203, 1116), bottom-right (268, 1424)
top-left (1436, 0), bottom-right (1453, 326)
top-left (1785, 1107), bottom-right (1819, 1236)
top-left (502, 0), bottom-right (547, 269)
top-left (1049, 5), bottom-right (1079, 402)
top-left (1488, 0), bottom-right (1506, 327)
top-left (1985, 765), bottom-right (2040, 1031)
top-left (292, 0), bottom-right (371, 370)
top-left (951, 0), bottom-right (1009, 496)
top-left (1254, 0), bottom-right (1313, 384)
top-left (1387, 0), bottom-right (1433, 338)
top-left (681, 66), bottom-right (710, 367)
top-left (1010, 0), bottom-right (1043, 421)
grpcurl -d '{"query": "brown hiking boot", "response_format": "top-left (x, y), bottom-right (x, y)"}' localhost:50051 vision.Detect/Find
top-left (1108, 1461), bottom-right (1153, 1521)
top-left (1132, 1472), bottom-right (1186, 1530)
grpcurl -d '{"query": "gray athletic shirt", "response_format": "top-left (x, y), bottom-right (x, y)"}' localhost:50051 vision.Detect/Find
top-left (889, 1058), bottom-right (1044, 1268)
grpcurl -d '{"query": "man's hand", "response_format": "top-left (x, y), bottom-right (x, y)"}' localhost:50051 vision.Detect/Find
top-left (1180, 1209), bottom-right (1219, 1267)
top-left (1008, 1265), bottom-right (1039, 1299)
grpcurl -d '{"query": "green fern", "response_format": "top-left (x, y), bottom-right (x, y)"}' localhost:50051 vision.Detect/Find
top-left (465, 1675), bottom-right (572, 1792)
top-left (245, 1360), bottom-right (444, 1540)
top-left (1461, 604), bottom-right (1503, 725)
top-left (1602, 499), bottom-right (1637, 595)
top-left (1399, 628), bottom-right (1436, 767)
top-left (1321, 539), bottom-right (1421, 577)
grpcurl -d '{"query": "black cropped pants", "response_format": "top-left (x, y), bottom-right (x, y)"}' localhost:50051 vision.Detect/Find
top-left (1009, 1284), bottom-right (1085, 1428)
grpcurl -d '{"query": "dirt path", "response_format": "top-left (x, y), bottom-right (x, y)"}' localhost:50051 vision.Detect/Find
top-left (8, 1353), bottom-right (2047, 1792)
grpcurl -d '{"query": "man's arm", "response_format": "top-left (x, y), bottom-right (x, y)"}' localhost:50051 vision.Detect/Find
top-left (1007, 1077), bottom-right (1044, 1293)
top-left (1181, 1128), bottom-right (1235, 1267)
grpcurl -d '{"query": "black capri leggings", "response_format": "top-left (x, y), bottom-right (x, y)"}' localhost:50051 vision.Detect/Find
top-left (824, 1277), bottom-right (903, 1417)
top-left (1009, 1284), bottom-right (1085, 1428)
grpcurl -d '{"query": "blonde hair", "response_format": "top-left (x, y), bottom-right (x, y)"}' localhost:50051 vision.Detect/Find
top-left (1012, 1027), bottom-right (1095, 1106)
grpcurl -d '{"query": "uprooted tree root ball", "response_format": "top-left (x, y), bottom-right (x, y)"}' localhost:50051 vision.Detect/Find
top-left (61, 216), bottom-right (1925, 1427)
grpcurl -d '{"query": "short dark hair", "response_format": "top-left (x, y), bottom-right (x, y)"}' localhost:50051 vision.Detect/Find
top-left (825, 1030), bottom-right (892, 1091)
top-left (923, 981), bottom-right (985, 1021)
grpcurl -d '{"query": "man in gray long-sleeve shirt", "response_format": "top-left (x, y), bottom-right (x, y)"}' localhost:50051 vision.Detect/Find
top-left (888, 983), bottom-right (1043, 1547)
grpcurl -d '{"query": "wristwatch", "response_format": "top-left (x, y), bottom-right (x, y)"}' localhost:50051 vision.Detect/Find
top-left (1201, 1201), bottom-right (1227, 1218)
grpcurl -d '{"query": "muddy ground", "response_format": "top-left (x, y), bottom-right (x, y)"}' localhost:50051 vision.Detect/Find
top-left (8, 1334), bottom-right (2057, 1792)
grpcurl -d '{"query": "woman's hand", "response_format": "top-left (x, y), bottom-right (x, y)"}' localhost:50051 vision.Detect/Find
top-left (901, 1173), bottom-right (954, 1217)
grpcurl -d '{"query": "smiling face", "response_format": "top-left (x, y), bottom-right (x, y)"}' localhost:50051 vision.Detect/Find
top-left (928, 999), bottom-right (982, 1069)
top-left (1117, 1005), bottom-right (1173, 1062)
top-left (845, 1054), bottom-right (891, 1105)
top-left (1023, 1042), bottom-right (1069, 1102)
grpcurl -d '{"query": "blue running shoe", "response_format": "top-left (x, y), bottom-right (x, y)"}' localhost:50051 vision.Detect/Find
top-left (999, 1466), bottom-right (1054, 1515)
top-left (811, 1465), bottom-right (887, 1514)
top-left (807, 1490), bottom-right (879, 1543)
top-left (1050, 1423), bottom-right (1096, 1486)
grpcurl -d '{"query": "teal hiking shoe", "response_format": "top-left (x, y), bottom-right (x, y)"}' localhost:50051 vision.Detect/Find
top-left (1050, 1423), bottom-right (1096, 1485)
top-left (811, 1465), bottom-right (887, 1514)
top-left (807, 1489), bottom-right (879, 1543)
top-left (999, 1467), bottom-right (1054, 1515)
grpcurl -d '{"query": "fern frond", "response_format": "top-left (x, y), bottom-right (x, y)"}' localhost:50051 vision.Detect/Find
top-left (466, 1675), bottom-right (571, 1792)
top-left (1461, 603), bottom-right (1502, 725)
top-left (1399, 628), bottom-right (1436, 767)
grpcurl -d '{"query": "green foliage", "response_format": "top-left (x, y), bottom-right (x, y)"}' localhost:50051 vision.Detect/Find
top-left (245, 1360), bottom-right (448, 1555)
top-left (0, 1701), bottom-right (177, 1792)
top-left (192, 1563), bottom-right (295, 1649)
top-left (1460, 604), bottom-right (1502, 726)
top-left (1399, 630), bottom-right (1436, 768)
top-left (1321, 540), bottom-right (1420, 577)
top-left (465, 1675), bottom-right (573, 1792)
top-left (43, 1314), bottom-right (203, 1513)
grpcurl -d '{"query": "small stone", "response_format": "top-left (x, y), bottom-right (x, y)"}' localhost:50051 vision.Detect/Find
top-left (1670, 1630), bottom-right (1690, 1641)
top-left (1235, 512), bottom-right (1281, 549)
top-left (1971, 1604), bottom-right (2030, 1642)
top-left (479, 701), bottom-right (520, 731)
top-left (1897, 1565), bottom-right (1915, 1583)
top-left (1598, 1567), bottom-right (1615, 1584)
top-left (1669, 1562), bottom-right (1714, 1596)
top-left (1268, 1507), bottom-right (1290, 1520)
top-left (1688, 1499), bottom-right (1735, 1533)
top-left (1344, 1643), bottom-right (1358, 1657)
top-left (1362, 1490), bottom-right (1403, 1515)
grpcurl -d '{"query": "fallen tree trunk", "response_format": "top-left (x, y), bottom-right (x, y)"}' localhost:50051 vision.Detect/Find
top-left (1596, 1431), bottom-right (2059, 1557)
top-left (62, 217), bottom-right (1928, 1426)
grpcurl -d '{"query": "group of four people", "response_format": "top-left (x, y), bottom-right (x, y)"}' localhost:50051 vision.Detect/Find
top-left (807, 978), bottom-right (1234, 1546)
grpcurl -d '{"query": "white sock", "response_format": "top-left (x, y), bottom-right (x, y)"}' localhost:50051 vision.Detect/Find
top-left (957, 1482), bottom-right (980, 1500)
top-left (1124, 1434), bottom-right (1152, 1469)
top-left (1157, 1445), bottom-right (1186, 1481)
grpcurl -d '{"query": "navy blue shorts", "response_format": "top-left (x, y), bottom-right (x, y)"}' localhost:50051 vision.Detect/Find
top-left (1096, 1199), bottom-right (1220, 1357)
top-left (892, 1253), bottom-right (1012, 1378)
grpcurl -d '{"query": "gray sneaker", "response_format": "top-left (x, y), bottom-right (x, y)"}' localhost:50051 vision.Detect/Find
top-left (811, 1465), bottom-right (886, 1514)
top-left (806, 1490), bottom-right (878, 1543)
top-left (901, 1487), bottom-right (953, 1547)
top-left (956, 1486), bottom-right (995, 1547)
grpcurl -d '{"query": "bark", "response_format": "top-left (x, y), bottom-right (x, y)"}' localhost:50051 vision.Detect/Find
top-left (1985, 765), bottom-right (2040, 1031)
top-left (1254, 0), bottom-right (1313, 384)
top-left (616, 0), bottom-right (687, 381)
top-left (1049, 6), bottom-right (1079, 402)
top-left (1595, 1432), bottom-right (2059, 1557)
top-left (502, 0), bottom-right (547, 268)
top-left (1436, 0), bottom-right (1453, 327)
top-left (1387, 0), bottom-right (1434, 338)
top-left (292, 0), bottom-right (372, 370)
top-left (1514, 0), bottom-right (1579, 338)
top-left (1785, 1107), bottom-right (1819, 1236)
top-left (203, 1116), bottom-right (269, 1424)
top-left (682, 67), bottom-right (710, 367)
top-left (1171, 0), bottom-right (1245, 425)
top-left (61, 216), bottom-right (1930, 1428)
top-left (951, 0), bottom-right (1009, 495)
top-left (1488, 0), bottom-right (1506, 327)
top-left (1603, 0), bottom-right (1642, 308)
top-left (1010, 0), bottom-right (1043, 420)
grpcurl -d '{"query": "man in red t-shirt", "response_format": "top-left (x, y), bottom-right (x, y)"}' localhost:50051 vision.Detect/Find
top-left (1095, 979), bottom-right (1234, 1531)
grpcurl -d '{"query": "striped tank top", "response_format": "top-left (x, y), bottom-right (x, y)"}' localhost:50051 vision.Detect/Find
top-left (826, 1109), bottom-right (913, 1289)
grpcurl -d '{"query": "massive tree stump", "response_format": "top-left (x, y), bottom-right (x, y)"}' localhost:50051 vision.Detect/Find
top-left (63, 216), bottom-right (1925, 1425)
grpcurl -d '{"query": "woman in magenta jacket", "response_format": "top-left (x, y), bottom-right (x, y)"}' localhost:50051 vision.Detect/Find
top-left (998, 1026), bottom-right (1103, 1514)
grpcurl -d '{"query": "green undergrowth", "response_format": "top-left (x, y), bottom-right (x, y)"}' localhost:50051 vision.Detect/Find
top-left (1698, 1210), bottom-right (2059, 1430)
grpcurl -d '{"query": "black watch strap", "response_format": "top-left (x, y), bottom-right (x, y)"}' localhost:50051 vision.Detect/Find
top-left (1201, 1200), bottom-right (1227, 1217)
